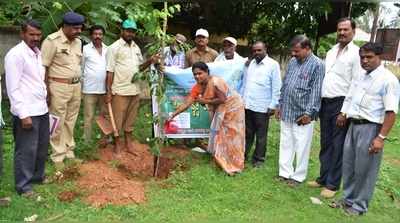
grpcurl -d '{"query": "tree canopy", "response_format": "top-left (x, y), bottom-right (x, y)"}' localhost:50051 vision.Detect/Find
top-left (1, 0), bottom-right (375, 56)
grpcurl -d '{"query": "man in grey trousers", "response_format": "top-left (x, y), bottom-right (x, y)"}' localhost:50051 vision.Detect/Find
top-left (4, 20), bottom-right (49, 197)
top-left (332, 42), bottom-right (400, 216)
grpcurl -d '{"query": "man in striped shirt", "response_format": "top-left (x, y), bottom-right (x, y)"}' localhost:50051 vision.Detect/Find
top-left (276, 35), bottom-right (325, 186)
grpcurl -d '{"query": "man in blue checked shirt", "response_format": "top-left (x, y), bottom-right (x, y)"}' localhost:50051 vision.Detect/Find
top-left (275, 35), bottom-right (325, 186)
top-left (242, 41), bottom-right (281, 167)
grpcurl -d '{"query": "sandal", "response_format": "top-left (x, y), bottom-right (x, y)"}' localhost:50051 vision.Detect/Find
top-left (329, 200), bottom-right (348, 209)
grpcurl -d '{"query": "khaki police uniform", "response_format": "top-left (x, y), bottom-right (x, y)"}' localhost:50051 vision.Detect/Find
top-left (106, 38), bottom-right (143, 135)
top-left (185, 46), bottom-right (218, 68)
top-left (41, 29), bottom-right (82, 163)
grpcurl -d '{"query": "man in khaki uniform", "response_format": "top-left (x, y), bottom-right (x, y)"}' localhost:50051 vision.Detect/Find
top-left (41, 12), bottom-right (85, 169)
top-left (185, 28), bottom-right (218, 68)
top-left (105, 19), bottom-right (158, 154)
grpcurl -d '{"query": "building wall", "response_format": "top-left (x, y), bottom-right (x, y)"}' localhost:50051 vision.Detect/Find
top-left (0, 26), bottom-right (20, 99)
top-left (0, 26), bottom-right (20, 73)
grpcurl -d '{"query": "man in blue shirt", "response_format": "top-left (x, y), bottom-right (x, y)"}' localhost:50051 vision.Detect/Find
top-left (242, 41), bottom-right (281, 167)
top-left (276, 35), bottom-right (324, 186)
top-left (163, 33), bottom-right (187, 68)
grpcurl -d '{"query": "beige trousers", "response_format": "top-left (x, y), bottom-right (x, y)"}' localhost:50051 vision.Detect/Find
top-left (49, 80), bottom-right (81, 163)
top-left (112, 95), bottom-right (140, 136)
top-left (83, 94), bottom-right (106, 143)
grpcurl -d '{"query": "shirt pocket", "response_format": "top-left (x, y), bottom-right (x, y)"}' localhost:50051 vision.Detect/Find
top-left (360, 92), bottom-right (381, 109)
top-left (296, 70), bottom-right (311, 90)
top-left (55, 47), bottom-right (71, 65)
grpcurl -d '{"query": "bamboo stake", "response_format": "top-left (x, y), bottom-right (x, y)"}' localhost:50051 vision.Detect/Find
top-left (154, 1), bottom-right (168, 177)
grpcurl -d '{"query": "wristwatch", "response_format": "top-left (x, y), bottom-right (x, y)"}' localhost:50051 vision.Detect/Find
top-left (378, 134), bottom-right (386, 141)
top-left (340, 112), bottom-right (347, 118)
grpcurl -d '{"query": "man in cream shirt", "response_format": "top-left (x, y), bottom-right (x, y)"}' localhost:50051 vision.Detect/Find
top-left (106, 19), bottom-right (158, 154)
top-left (308, 18), bottom-right (363, 198)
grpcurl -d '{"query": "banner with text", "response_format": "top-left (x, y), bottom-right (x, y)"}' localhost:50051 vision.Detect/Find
top-left (153, 59), bottom-right (246, 138)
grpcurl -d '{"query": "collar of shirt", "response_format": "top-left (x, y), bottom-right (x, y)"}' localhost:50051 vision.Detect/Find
top-left (364, 64), bottom-right (383, 80)
top-left (296, 53), bottom-right (313, 65)
top-left (249, 54), bottom-right (270, 66)
top-left (58, 28), bottom-right (70, 43)
top-left (194, 46), bottom-right (211, 54)
top-left (21, 40), bottom-right (40, 57)
top-left (88, 41), bottom-right (107, 49)
top-left (215, 52), bottom-right (243, 61)
top-left (332, 41), bottom-right (357, 54)
top-left (118, 38), bottom-right (138, 48)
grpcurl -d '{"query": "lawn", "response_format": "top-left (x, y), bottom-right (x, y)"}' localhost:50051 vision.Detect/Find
top-left (0, 100), bottom-right (399, 222)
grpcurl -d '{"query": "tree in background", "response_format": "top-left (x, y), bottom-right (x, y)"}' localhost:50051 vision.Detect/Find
top-left (0, 0), bottom-right (180, 47)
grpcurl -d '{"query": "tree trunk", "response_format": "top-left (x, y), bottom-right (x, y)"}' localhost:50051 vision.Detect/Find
top-left (370, 4), bottom-right (380, 42)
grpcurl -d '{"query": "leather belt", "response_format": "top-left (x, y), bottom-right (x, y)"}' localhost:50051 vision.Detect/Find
top-left (350, 118), bottom-right (374, 125)
top-left (49, 77), bottom-right (81, 84)
top-left (322, 96), bottom-right (345, 103)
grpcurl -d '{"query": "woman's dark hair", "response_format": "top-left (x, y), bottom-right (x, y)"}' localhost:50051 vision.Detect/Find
top-left (89, 25), bottom-right (105, 35)
top-left (192, 61), bottom-right (210, 74)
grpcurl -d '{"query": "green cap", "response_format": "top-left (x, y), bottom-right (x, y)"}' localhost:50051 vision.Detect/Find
top-left (122, 19), bottom-right (137, 30)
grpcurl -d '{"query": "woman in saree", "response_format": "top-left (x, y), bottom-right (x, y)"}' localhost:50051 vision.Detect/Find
top-left (168, 62), bottom-right (245, 175)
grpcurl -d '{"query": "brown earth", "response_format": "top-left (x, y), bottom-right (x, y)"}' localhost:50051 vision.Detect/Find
top-left (58, 140), bottom-right (191, 207)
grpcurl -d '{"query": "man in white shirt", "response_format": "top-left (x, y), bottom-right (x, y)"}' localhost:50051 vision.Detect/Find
top-left (331, 42), bottom-right (400, 216)
top-left (308, 18), bottom-right (363, 198)
top-left (242, 41), bottom-right (281, 167)
top-left (4, 20), bottom-right (49, 197)
top-left (214, 37), bottom-right (244, 62)
top-left (82, 25), bottom-right (107, 143)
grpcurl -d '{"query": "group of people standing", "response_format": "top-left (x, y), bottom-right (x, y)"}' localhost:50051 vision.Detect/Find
top-left (0, 10), bottom-right (399, 217)
top-left (2, 12), bottom-right (158, 198)
top-left (166, 17), bottom-right (399, 216)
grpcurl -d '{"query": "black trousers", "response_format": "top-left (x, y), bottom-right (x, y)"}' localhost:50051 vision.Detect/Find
top-left (245, 109), bottom-right (269, 163)
top-left (13, 113), bottom-right (49, 194)
top-left (317, 97), bottom-right (348, 191)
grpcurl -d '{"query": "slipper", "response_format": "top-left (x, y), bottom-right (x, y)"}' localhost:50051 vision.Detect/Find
top-left (329, 200), bottom-right (348, 209)
top-left (192, 147), bottom-right (207, 153)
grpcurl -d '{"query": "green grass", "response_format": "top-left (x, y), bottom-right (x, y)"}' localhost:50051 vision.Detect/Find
top-left (0, 100), bottom-right (399, 222)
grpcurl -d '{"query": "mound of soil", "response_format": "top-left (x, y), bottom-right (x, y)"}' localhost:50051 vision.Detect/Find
top-left (58, 190), bottom-right (80, 202)
top-left (70, 140), bottom-right (191, 207)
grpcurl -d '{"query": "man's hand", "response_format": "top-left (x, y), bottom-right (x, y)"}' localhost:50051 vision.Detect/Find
top-left (336, 113), bottom-right (347, 128)
top-left (104, 93), bottom-right (112, 104)
top-left (21, 117), bottom-right (33, 130)
top-left (150, 53), bottom-right (162, 64)
top-left (274, 109), bottom-right (281, 120)
top-left (267, 109), bottom-right (275, 117)
top-left (296, 114), bottom-right (311, 125)
top-left (369, 137), bottom-right (384, 154)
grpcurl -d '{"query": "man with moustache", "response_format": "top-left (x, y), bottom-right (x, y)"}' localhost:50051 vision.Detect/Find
top-left (5, 20), bottom-right (49, 197)
top-left (215, 37), bottom-right (244, 62)
top-left (185, 28), bottom-right (218, 67)
top-left (308, 18), bottom-right (363, 198)
top-left (242, 41), bottom-right (281, 167)
top-left (41, 12), bottom-right (85, 169)
top-left (82, 25), bottom-right (108, 143)
top-left (163, 33), bottom-right (187, 68)
top-left (276, 35), bottom-right (324, 186)
top-left (331, 42), bottom-right (399, 216)
top-left (105, 19), bottom-right (159, 154)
